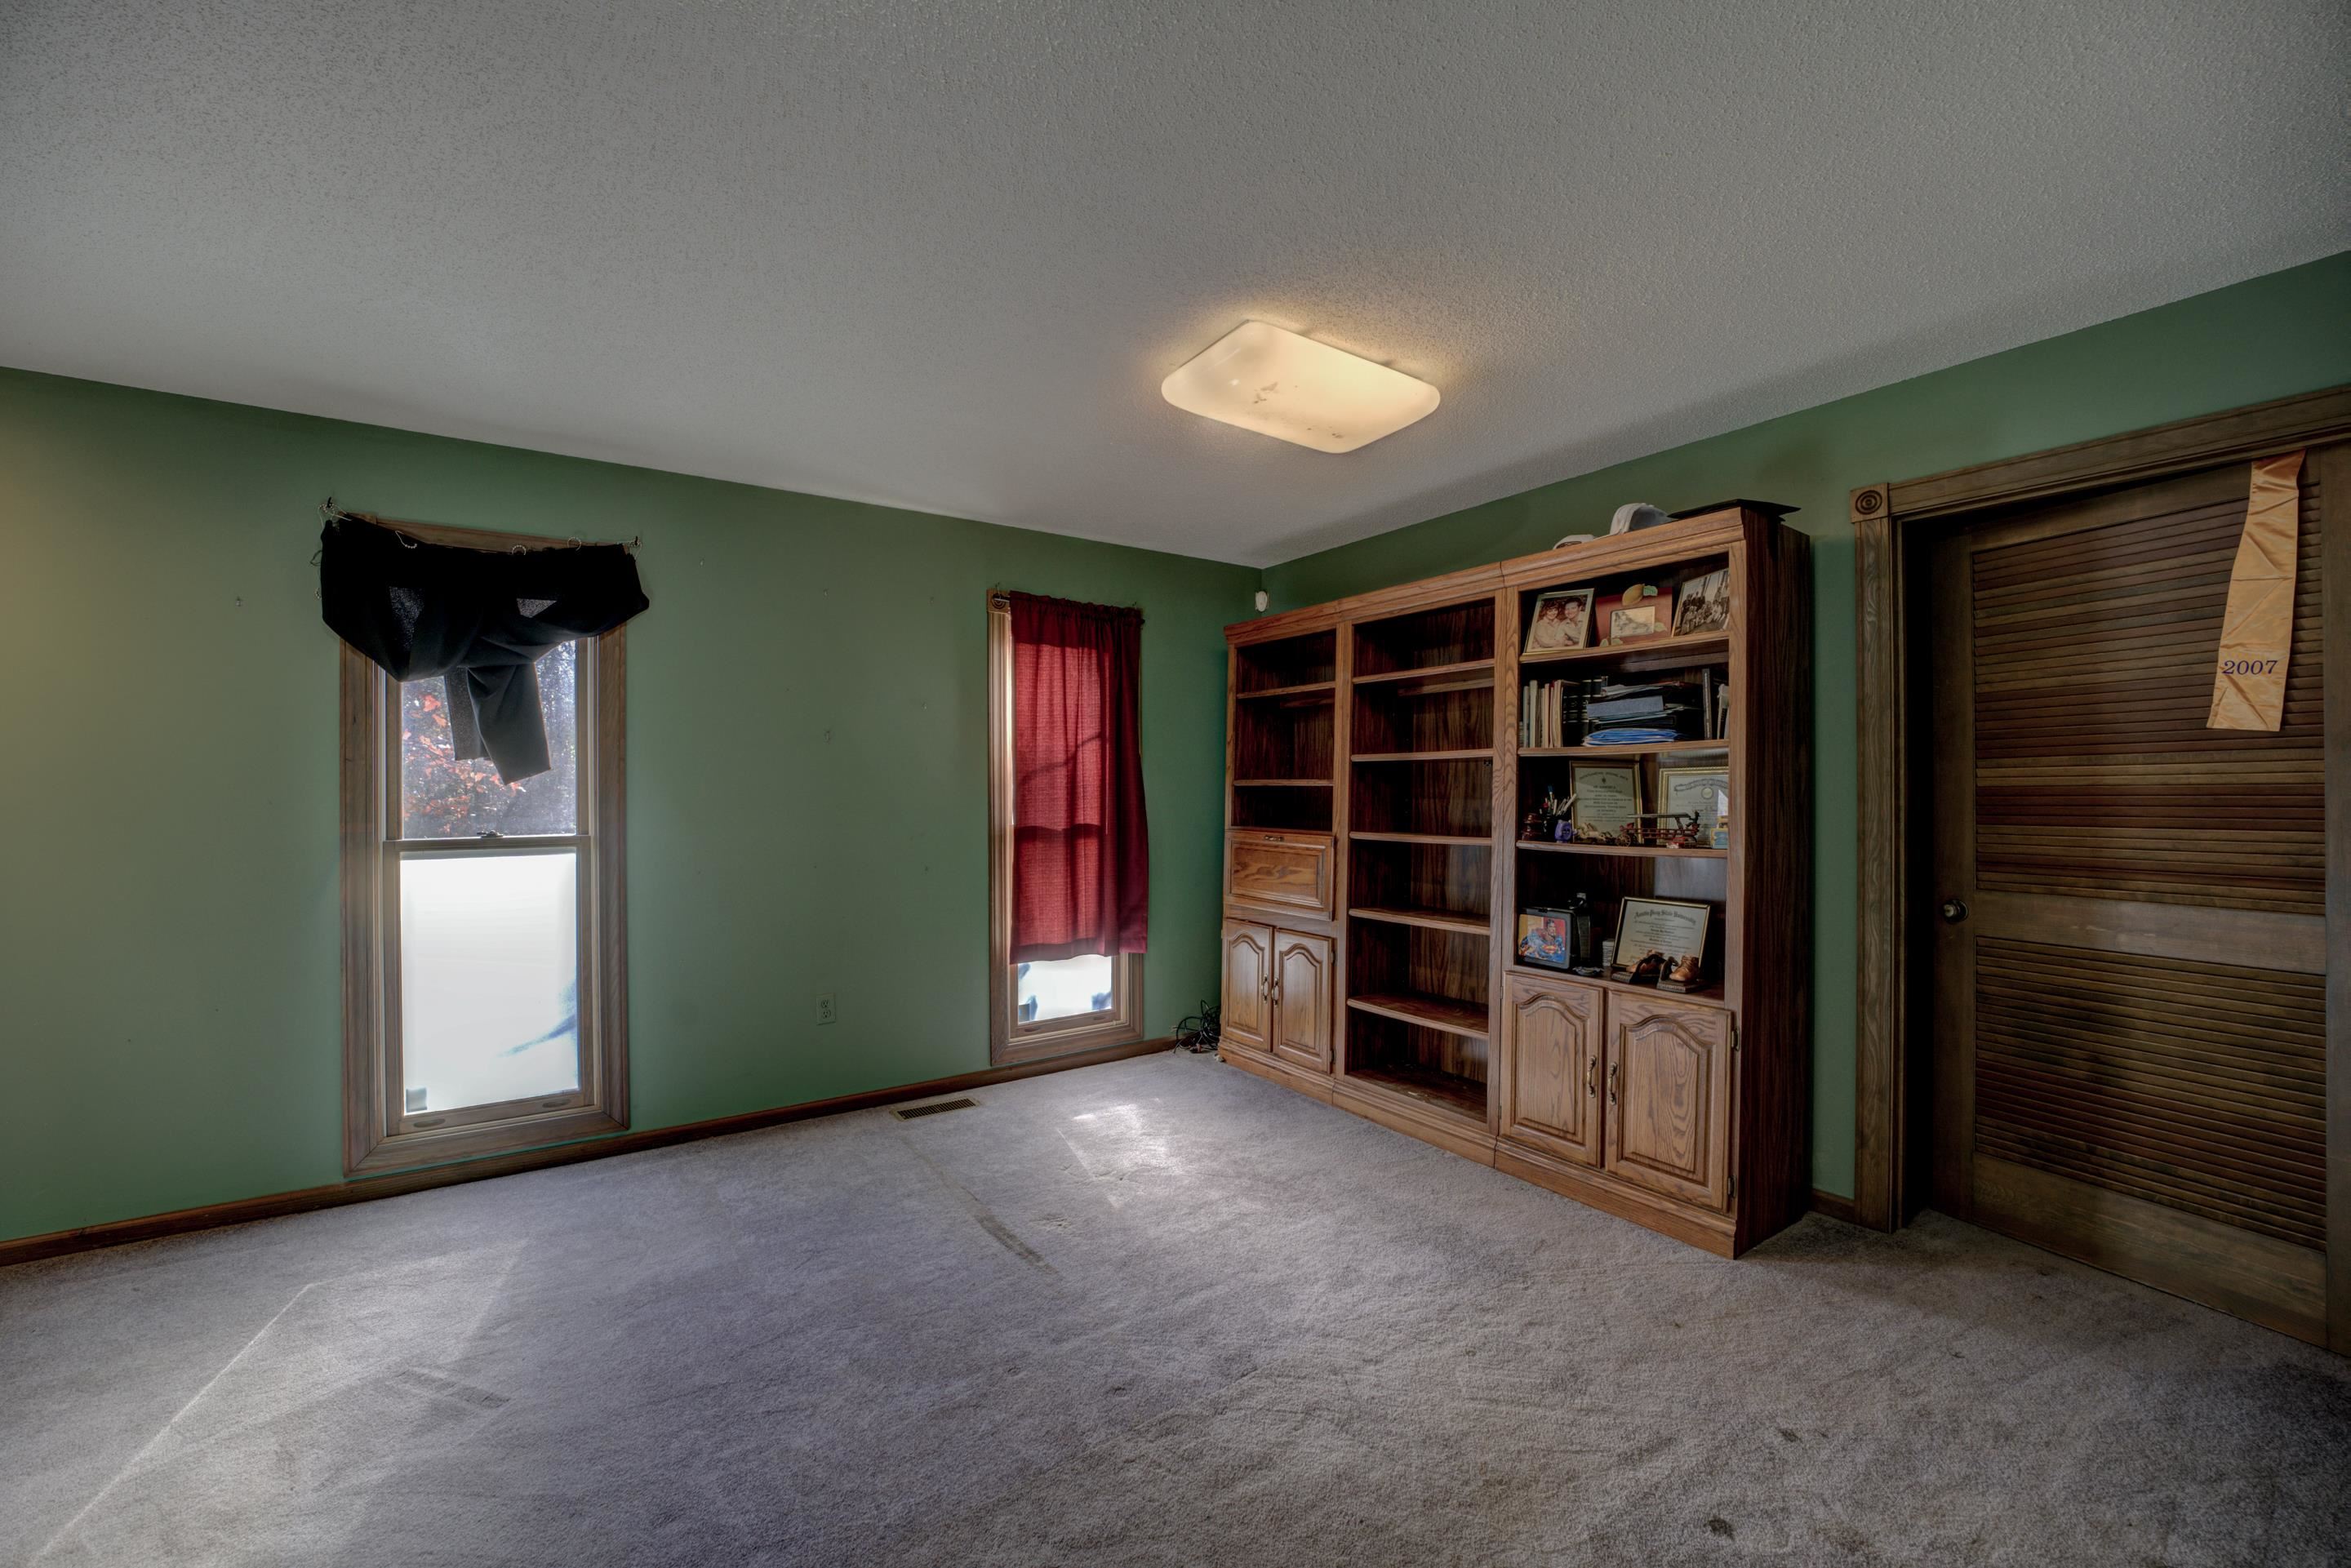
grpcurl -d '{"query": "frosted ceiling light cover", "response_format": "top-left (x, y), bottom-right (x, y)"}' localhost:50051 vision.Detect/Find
top-left (1161, 321), bottom-right (1439, 454)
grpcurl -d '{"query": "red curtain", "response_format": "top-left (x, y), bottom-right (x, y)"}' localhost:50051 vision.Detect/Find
top-left (1010, 593), bottom-right (1149, 962)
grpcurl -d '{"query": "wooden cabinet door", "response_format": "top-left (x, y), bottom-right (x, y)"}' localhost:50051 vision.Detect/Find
top-left (1225, 830), bottom-right (1336, 917)
top-left (1604, 997), bottom-right (1734, 1210)
top-left (1269, 931), bottom-right (1333, 1073)
top-left (1220, 921), bottom-right (1273, 1055)
top-left (1498, 975), bottom-right (1602, 1166)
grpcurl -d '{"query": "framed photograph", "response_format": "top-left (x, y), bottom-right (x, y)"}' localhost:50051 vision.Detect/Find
top-left (1608, 897), bottom-right (1713, 988)
top-left (1522, 588), bottom-right (1593, 655)
top-left (1595, 581), bottom-right (1673, 645)
top-left (1657, 766), bottom-right (1729, 839)
top-left (1673, 567), bottom-right (1731, 636)
top-left (1516, 908), bottom-right (1574, 970)
top-left (1568, 762), bottom-right (1641, 837)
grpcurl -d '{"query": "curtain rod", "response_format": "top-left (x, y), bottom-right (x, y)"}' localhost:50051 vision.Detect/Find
top-left (989, 587), bottom-right (1145, 617)
top-left (321, 497), bottom-right (640, 555)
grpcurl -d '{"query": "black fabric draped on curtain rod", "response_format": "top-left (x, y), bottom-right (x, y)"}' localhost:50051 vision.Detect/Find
top-left (320, 513), bottom-right (650, 782)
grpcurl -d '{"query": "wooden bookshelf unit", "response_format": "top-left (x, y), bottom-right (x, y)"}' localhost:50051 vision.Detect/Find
top-left (1218, 507), bottom-right (1811, 1256)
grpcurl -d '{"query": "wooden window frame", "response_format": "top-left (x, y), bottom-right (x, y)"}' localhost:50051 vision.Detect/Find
top-left (340, 518), bottom-right (630, 1175)
top-left (986, 591), bottom-right (1144, 1065)
top-left (1849, 385), bottom-right (2351, 1352)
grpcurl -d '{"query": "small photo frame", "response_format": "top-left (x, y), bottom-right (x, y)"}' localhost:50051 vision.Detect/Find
top-left (1657, 766), bottom-right (1730, 840)
top-left (1673, 567), bottom-right (1731, 637)
top-left (1595, 581), bottom-right (1673, 645)
top-left (1567, 762), bottom-right (1641, 837)
top-left (1522, 588), bottom-right (1593, 655)
top-left (1516, 909), bottom-right (1574, 970)
top-left (1608, 897), bottom-right (1713, 990)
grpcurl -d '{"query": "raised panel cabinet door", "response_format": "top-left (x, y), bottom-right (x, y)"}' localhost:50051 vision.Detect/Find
top-left (1225, 830), bottom-right (1335, 917)
top-left (1498, 975), bottom-right (1602, 1166)
top-left (1604, 998), bottom-right (1734, 1210)
top-left (1269, 931), bottom-right (1334, 1073)
top-left (1220, 921), bottom-right (1273, 1055)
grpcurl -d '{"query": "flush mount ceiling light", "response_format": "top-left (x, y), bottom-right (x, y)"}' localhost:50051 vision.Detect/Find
top-left (1160, 321), bottom-right (1439, 454)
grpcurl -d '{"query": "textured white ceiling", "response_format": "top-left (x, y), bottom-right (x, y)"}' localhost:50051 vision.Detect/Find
top-left (3, 2), bottom-right (2346, 566)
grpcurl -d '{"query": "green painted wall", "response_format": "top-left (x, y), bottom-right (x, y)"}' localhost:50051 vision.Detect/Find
top-left (1264, 251), bottom-right (2351, 1198)
top-left (0, 368), bottom-right (1256, 1244)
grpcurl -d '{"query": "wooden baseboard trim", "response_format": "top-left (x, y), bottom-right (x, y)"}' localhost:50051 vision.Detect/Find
top-left (1809, 1187), bottom-right (1861, 1225)
top-left (1494, 1143), bottom-right (1735, 1257)
top-left (1216, 1044), bottom-right (1337, 1102)
top-left (0, 1036), bottom-right (1176, 1270)
top-left (1331, 1075), bottom-right (1498, 1167)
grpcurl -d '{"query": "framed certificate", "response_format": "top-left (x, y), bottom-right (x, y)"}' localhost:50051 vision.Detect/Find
top-left (1657, 766), bottom-right (1730, 837)
top-left (1609, 897), bottom-right (1712, 989)
top-left (1568, 762), bottom-right (1641, 837)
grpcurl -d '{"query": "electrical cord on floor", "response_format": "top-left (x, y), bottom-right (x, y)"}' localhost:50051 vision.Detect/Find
top-left (1173, 1000), bottom-right (1220, 1052)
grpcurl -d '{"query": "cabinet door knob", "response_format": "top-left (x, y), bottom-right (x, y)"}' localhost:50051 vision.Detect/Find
top-left (1940, 898), bottom-right (1968, 925)
top-left (1607, 1061), bottom-right (1620, 1107)
top-left (1586, 1059), bottom-right (1598, 1097)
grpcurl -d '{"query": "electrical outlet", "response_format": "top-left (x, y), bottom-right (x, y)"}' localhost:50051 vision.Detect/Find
top-left (816, 993), bottom-right (837, 1025)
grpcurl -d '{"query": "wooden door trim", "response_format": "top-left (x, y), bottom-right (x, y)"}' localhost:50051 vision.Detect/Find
top-left (1852, 380), bottom-right (2351, 1241)
top-left (1852, 384), bottom-right (2351, 1352)
top-left (1882, 385), bottom-right (2351, 521)
top-left (2322, 442), bottom-right (2351, 1350)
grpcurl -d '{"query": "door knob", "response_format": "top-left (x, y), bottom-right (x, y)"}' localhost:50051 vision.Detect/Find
top-left (1940, 899), bottom-right (1967, 925)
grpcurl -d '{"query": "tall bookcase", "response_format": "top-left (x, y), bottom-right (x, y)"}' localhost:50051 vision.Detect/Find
top-left (1219, 507), bottom-right (1811, 1256)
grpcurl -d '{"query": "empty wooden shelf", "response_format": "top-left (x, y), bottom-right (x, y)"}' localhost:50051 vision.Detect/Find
top-left (1346, 990), bottom-right (1491, 1038)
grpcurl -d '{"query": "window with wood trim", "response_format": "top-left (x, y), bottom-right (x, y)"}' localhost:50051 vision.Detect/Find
top-left (341, 523), bottom-right (629, 1174)
top-left (987, 592), bottom-right (1144, 1063)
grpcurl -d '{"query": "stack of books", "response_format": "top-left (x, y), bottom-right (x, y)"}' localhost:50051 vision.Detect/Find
top-left (1583, 674), bottom-right (1709, 745)
top-left (1522, 667), bottom-right (1732, 747)
top-left (1519, 676), bottom-right (1601, 748)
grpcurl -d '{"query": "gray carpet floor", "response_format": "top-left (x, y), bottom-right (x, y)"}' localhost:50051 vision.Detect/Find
top-left (3, 1050), bottom-right (2347, 1567)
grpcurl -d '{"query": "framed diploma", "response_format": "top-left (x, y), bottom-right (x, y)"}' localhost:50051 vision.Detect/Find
top-left (1608, 897), bottom-right (1713, 989)
top-left (1568, 762), bottom-right (1641, 837)
top-left (1657, 766), bottom-right (1730, 837)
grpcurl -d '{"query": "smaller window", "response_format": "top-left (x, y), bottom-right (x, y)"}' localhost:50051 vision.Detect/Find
top-left (987, 593), bottom-right (1143, 1062)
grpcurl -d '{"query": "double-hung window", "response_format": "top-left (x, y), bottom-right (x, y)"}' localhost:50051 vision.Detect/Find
top-left (340, 522), bottom-right (629, 1173)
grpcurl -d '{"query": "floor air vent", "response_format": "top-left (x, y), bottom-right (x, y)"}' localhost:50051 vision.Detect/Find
top-left (891, 1096), bottom-right (977, 1120)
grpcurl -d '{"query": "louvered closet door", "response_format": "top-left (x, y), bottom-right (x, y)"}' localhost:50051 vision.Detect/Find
top-left (1930, 456), bottom-right (2333, 1342)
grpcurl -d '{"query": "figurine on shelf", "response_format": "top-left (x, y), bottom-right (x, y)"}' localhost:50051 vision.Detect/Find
top-left (1606, 811), bottom-right (1706, 848)
top-left (1522, 787), bottom-right (1579, 844)
top-left (1652, 811), bottom-right (1705, 849)
top-left (1567, 891), bottom-right (1600, 975)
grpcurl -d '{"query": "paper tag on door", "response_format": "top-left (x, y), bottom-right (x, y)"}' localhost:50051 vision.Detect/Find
top-left (2207, 450), bottom-right (2303, 731)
